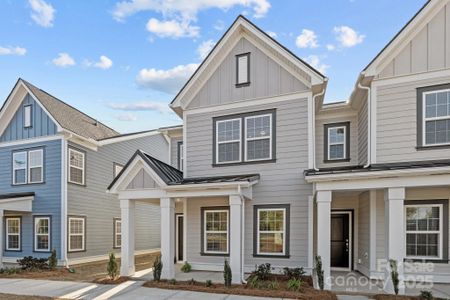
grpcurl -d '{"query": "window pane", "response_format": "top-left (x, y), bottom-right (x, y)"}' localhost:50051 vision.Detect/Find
top-left (70, 151), bottom-right (84, 168)
top-left (13, 152), bottom-right (27, 170)
top-left (29, 150), bottom-right (42, 167)
top-left (237, 55), bottom-right (248, 84)
top-left (14, 169), bottom-right (26, 184)
top-left (436, 92), bottom-right (449, 117)
top-left (259, 233), bottom-right (284, 254)
top-left (218, 120), bottom-right (240, 142)
top-left (7, 219), bottom-right (19, 234)
top-left (206, 233), bottom-right (227, 252)
top-left (24, 105), bottom-right (32, 127)
top-left (218, 142), bottom-right (240, 162)
top-left (329, 144), bottom-right (344, 159)
top-left (70, 236), bottom-right (83, 250)
top-left (37, 219), bottom-right (49, 234)
top-left (8, 235), bottom-right (19, 249)
top-left (246, 116), bottom-right (270, 139)
top-left (329, 127), bottom-right (345, 143)
top-left (30, 167), bottom-right (42, 183)
top-left (247, 139), bottom-right (270, 160)
top-left (70, 167), bottom-right (83, 184)
top-left (70, 219), bottom-right (83, 234)
top-left (37, 236), bottom-right (49, 250)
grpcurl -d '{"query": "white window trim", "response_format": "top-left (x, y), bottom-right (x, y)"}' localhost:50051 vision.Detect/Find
top-left (68, 148), bottom-right (85, 185)
top-left (28, 149), bottom-right (44, 184)
top-left (24, 105), bottom-right (32, 128)
top-left (114, 219), bottom-right (121, 248)
top-left (327, 125), bottom-right (347, 160)
top-left (404, 204), bottom-right (443, 260)
top-left (34, 217), bottom-right (50, 252)
top-left (256, 208), bottom-right (286, 256)
top-left (422, 89), bottom-right (450, 147)
top-left (12, 151), bottom-right (27, 185)
top-left (203, 209), bottom-right (229, 254)
top-left (215, 118), bottom-right (242, 164)
top-left (236, 53), bottom-right (250, 85)
top-left (244, 113), bottom-right (273, 162)
top-left (6, 217), bottom-right (21, 251)
top-left (68, 217), bottom-right (85, 252)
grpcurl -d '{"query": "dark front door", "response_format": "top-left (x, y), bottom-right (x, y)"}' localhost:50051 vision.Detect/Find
top-left (177, 216), bottom-right (184, 261)
top-left (331, 213), bottom-right (350, 269)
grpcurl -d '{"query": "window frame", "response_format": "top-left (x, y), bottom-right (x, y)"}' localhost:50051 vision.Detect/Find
top-left (113, 218), bottom-right (121, 249)
top-left (12, 148), bottom-right (44, 185)
top-left (68, 216), bottom-right (86, 252)
top-left (28, 149), bottom-right (44, 184)
top-left (201, 207), bottom-right (230, 256)
top-left (244, 113), bottom-right (273, 162)
top-left (34, 216), bottom-right (51, 252)
top-left (324, 122), bottom-right (350, 162)
top-left (422, 88), bottom-right (450, 147)
top-left (68, 147), bottom-right (86, 185)
top-left (215, 118), bottom-right (242, 165)
top-left (24, 104), bottom-right (32, 128)
top-left (12, 151), bottom-right (27, 185)
top-left (5, 217), bottom-right (21, 251)
top-left (177, 141), bottom-right (184, 171)
top-left (235, 52), bottom-right (250, 87)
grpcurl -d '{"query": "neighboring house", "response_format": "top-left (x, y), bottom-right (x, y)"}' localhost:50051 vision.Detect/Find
top-left (0, 79), bottom-right (166, 266)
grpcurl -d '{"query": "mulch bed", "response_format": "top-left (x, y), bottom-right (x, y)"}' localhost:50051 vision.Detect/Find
top-left (93, 276), bottom-right (130, 285)
top-left (0, 293), bottom-right (53, 300)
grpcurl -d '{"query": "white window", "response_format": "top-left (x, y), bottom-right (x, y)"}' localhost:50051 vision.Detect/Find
top-left (13, 151), bottom-right (27, 185)
top-left (69, 217), bottom-right (85, 252)
top-left (236, 53), bottom-right (250, 85)
top-left (406, 205), bottom-right (443, 259)
top-left (114, 219), bottom-right (121, 248)
top-left (328, 126), bottom-right (346, 160)
top-left (245, 114), bottom-right (272, 161)
top-left (178, 142), bottom-right (184, 171)
top-left (28, 149), bottom-right (43, 183)
top-left (113, 163), bottom-right (124, 178)
top-left (24, 105), bottom-right (32, 128)
top-left (216, 118), bottom-right (241, 164)
top-left (34, 217), bottom-right (50, 252)
top-left (423, 89), bottom-right (450, 146)
top-left (204, 210), bottom-right (229, 254)
top-left (69, 148), bottom-right (85, 185)
top-left (6, 217), bottom-right (21, 251)
top-left (257, 208), bottom-right (286, 255)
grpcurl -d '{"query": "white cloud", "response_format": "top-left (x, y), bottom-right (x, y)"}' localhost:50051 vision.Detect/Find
top-left (0, 46), bottom-right (27, 56)
top-left (266, 31), bottom-right (277, 38)
top-left (295, 29), bottom-right (318, 49)
top-left (214, 20), bottom-right (225, 31)
top-left (28, 0), bottom-right (55, 28)
top-left (52, 53), bottom-right (75, 67)
top-left (197, 39), bottom-right (215, 60)
top-left (136, 63), bottom-right (199, 94)
top-left (146, 18), bottom-right (199, 38)
top-left (108, 101), bottom-right (171, 114)
top-left (326, 44), bottom-right (335, 51)
top-left (115, 113), bottom-right (138, 121)
top-left (304, 55), bottom-right (329, 74)
top-left (333, 26), bottom-right (365, 48)
top-left (96, 55), bottom-right (113, 69)
top-left (112, 0), bottom-right (271, 22)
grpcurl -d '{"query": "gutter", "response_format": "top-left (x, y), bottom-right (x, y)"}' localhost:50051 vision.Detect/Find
top-left (312, 82), bottom-right (327, 171)
top-left (357, 73), bottom-right (371, 168)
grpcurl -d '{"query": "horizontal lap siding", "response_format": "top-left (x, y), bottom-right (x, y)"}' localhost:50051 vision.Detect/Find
top-left (67, 134), bottom-right (168, 259)
top-left (358, 97), bottom-right (368, 165)
top-left (358, 192), bottom-right (370, 272)
top-left (170, 136), bottom-right (182, 169)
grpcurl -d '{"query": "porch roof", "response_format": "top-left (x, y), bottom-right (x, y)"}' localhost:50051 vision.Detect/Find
top-left (0, 192), bottom-right (34, 200)
top-left (0, 192), bottom-right (34, 212)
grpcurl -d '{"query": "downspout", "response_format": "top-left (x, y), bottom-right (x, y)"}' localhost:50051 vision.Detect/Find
top-left (240, 193), bottom-right (247, 284)
top-left (312, 85), bottom-right (327, 171)
top-left (358, 77), bottom-right (371, 168)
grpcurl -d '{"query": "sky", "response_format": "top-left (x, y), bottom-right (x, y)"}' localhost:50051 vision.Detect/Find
top-left (0, 0), bottom-right (427, 133)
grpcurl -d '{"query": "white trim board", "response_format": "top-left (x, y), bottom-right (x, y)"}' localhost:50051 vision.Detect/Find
top-left (67, 248), bottom-right (160, 266)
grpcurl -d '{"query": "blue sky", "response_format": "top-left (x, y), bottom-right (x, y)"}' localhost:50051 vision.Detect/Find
top-left (0, 0), bottom-right (426, 133)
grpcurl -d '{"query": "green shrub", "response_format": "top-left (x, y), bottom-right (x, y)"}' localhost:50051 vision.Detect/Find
top-left (389, 259), bottom-right (399, 295)
top-left (17, 256), bottom-right (49, 271)
top-left (48, 249), bottom-right (57, 269)
top-left (254, 263), bottom-right (271, 281)
top-left (107, 253), bottom-right (119, 280)
top-left (283, 267), bottom-right (305, 280)
top-left (205, 279), bottom-right (212, 287)
top-left (287, 278), bottom-right (303, 291)
top-left (419, 290), bottom-right (433, 300)
top-left (188, 278), bottom-right (196, 285)
top-left (181, 261), bottom-right (191, 273)
top-left (0, 267), bottom-right (20, 275)
top-left (153, 255), bottom-right (163, 281)
top-left (315, 255), bottom-right (324, 290)
top-left (267, 280), bottom-right (279, 290)
top-left (169, 279), bottom-right (176, 285)
top-left (223, 259), bottom-right (232, 287)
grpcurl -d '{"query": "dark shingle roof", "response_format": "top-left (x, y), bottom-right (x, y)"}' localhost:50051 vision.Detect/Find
top-left (0, 192), bottom-right (35, 200)
top-left (22, 79), bottom-right (119, 141)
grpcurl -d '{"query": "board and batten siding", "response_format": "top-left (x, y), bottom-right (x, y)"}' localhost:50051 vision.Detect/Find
top-left (0, 139), bottom-right (62, 259)
top-left (187, 37), bottom-right (309, 109)
top-left (0, 93), bottom-right (58, 142)
top-left (67, 134), bottom-right (168, 260)
top-left (376, 74), bottom-right (450, 163)
top-left (185, 97), bottom-right (312, 268)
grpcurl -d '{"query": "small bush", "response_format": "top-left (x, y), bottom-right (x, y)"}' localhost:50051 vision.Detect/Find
top-left (188, 278), bottom-right (196, 285)
top-left (254, 263), bottom-right (271, 281)
top-left (267, 280), bottom-right (279, 290)
top-left (181, 261), bottom-right (191, 273)
top-left (153, 255), bottom-right (163, 281)
top-left (315, 255), bottom-right (324, 290)
top-left (107, 253), bottom-right (119, 280)
top-left (0, 267), bottom-right (20, 275)
top-left (389, 259), bottom-right (399, 295)
top-left (247, 275), bottom-right (262, 289)
top-left (169, 279), bottom-right (176, 285)
top-left (205, 279), bottom-right (212, 287)
top-left (287, 278), bottom-right (303, 291)
top-left (17, 256), bottom-right (49, 271)
top-left (224, 259), bottom-right (232, 287)
top-left (283, 267), bottom-right (305, 280)
top-left (48, 249), bottom-right (57, 269)
top-left (419, 290), bottom-right (433, 300)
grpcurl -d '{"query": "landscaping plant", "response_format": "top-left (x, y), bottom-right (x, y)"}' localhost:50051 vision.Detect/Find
top-left (224, 259), bottom-right (232, 287)
top-left (180, 261), bottom-right (191, 273)
top-left (17, 256), bottom-right (49, 271)
top-left (169, 279), bottom-right (176, 285)
top-left (389, 259), bottom-right (399, 295)
top-left (287, 278), bottom-right (302, 291)
top-left (153, 255), bottom-right (163, 281)
top-left (254, 263), bottom-right (271, 281)
top-left (48, 249), bottom-right (57, 269)
top-left (247, 274), bottom-right (262, 289)
top-left (267, 280), bottom-right (279, 290)
top-left (283, 267), bottom-right (305, 280)
top-left (315, 255), bottom-right (324, 290)
top-left (419, 290), bottom-right (433, 300)
top-left (107, 253), bottom-right (119, 280)
top-left (205, 279), bottom-right (212, 287)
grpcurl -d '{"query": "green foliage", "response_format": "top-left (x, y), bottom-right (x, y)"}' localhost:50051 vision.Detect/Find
top-left (181, 261), bottom-right (192, 273)
top-left (315, 255), bottom-right (324, 290)
top-left (188, 278), bottom-right (196, 285)
top-left (205, 279), bottom-right (212, 287)
top-left (389, 259), bottom-right (399, 295)
top-left (283, 267), bottom-right (305, 280)
top-left (419, 290), bottom-right (433, 300)
top-left (267, 280), bottom-right (279, 290)
top-left (223, 259), bottom-right (232, 287)
top-left (169, 279), bottom-right (176, 285)
top-left (17, 256), bottom-right (49, 271)
top-left (247, 275), bottom-right (262, 289)
top-left (48, 249), bottom-right (58, 269)
top-left (107, 253), bottom-right (119, 280)
top-left (68, 268), bottom-right (76, 273)
top-left (0, 267), bottom-right (20, 275)
top-left (253, 263), bottom-right (271, 281)
top-left (287, 278), bottom-right (303, 291)
top-left (153, 255), bottom-right (163, 281)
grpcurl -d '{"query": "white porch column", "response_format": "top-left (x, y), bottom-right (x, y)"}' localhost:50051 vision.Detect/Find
top-left (182, 198), bottom-right (187, 263)
top-left (161, 197), bottom-right (175, 279)
top-left (120, 199), bottom-right (135, 276)
top-left (0, 210), bottom-right (3, 267)
top-left (229, 195), bottom-right (242, 284)
top-left (316, 190), bottom-right (332, 290)
top-left (384, 187), bottom-right (405, 295)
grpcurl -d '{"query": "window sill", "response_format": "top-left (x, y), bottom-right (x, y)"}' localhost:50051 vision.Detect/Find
top-left (213, 159), bottom-right (276, 167)
top-left (323, 158), bottom-right (350, 163)
top-left (12, 181), bottom-right (45, 187)
top-left (33, 250), bottom-right (51, 253)
top-left (5, 249), bottom-right (22, 252)
top-left (235, 82), bottom-right (250, 88)
top-left (252, 254), bottom-right (290, 259)
top-left (68, 249), bottom-right (86, 253)
top-left (200, 252), bottom-right (229, 257)
top-left (68, 182), bottom-right (86, 187)
top-left (416, 144), bottom-right (450, 151)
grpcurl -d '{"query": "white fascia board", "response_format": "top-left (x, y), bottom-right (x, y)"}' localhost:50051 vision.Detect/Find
top-left (98, 130), bottom-right (160, 146)
top-left (0, 134), bottom-right (64, 148)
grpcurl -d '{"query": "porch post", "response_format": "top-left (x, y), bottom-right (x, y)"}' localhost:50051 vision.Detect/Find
top-left (161, 197), bottom-right (175, 279)
top-left (120, 199), bottom-right (135, 276)
top-left (229, 195), bottom-right (242, 284)
top-left (384, 187), bottom-right (405, 295)
top-left (0, 210), bottom-right (3, 267)
top-left (316, 190), bottom-right (332, 290)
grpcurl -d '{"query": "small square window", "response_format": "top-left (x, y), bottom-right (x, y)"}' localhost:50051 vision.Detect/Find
top-left (324, 123), bottom-right (350, 161)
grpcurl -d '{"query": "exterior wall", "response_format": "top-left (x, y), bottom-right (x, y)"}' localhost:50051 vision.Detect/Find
top-left (357, 95), bottom-right (368, 165)
top-left (0, 139), bottom-right (62, 259)
top-left (357, 192), bottom-right (370, 275)
top-left (170, 136), bottom-right (183, 169)
top-left (0, 93), bottom-right (58, 142)
top-left (379, 4), bottom-right (450, 78)
top-left (375, 74), bottom-right (450, 163)
top-left (127, 169), bottom-right (158, 189)
top-left (188, 37), bottom-right (308, 109)
top-left (67, 134), bottom-right (168, 260)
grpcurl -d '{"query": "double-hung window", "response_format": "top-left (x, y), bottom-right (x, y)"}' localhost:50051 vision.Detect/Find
top-left (68, 217), bottom-right (85, 252)
top-left (255, 206), bottom-right (289, 256)
top-left (13, 149), bottom-right (43, 185)
top-left (216, 118), bottom-right (241, 164)
top-left (245, 114), bottom-right (272, 161)
top-left (406, 204), bottom-right (443, 259)
top-left (28, 150), bottom-right (43, 183)
top-left (203, 209), bottom-right (229, 254)
top-left (34, 217), bottom-right (50, 252)
top-left (13, 152), bottom-right (27, 185)
top-left (422, 89), bottom-right (450, 146)
top-left (114, 218), bottom-right (121, 248)
top-left (69, 148), bottom-right (85, 185)
top-left (6, 217), bottom-right (21, 251)
top-left (324, 122), bottom-right (349, 161)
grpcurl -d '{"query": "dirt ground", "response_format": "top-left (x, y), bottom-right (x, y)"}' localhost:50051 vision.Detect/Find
top-left (0, 252), bottom-right (159, 283)
top-left (0, 294), bottom-right (53, 300)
